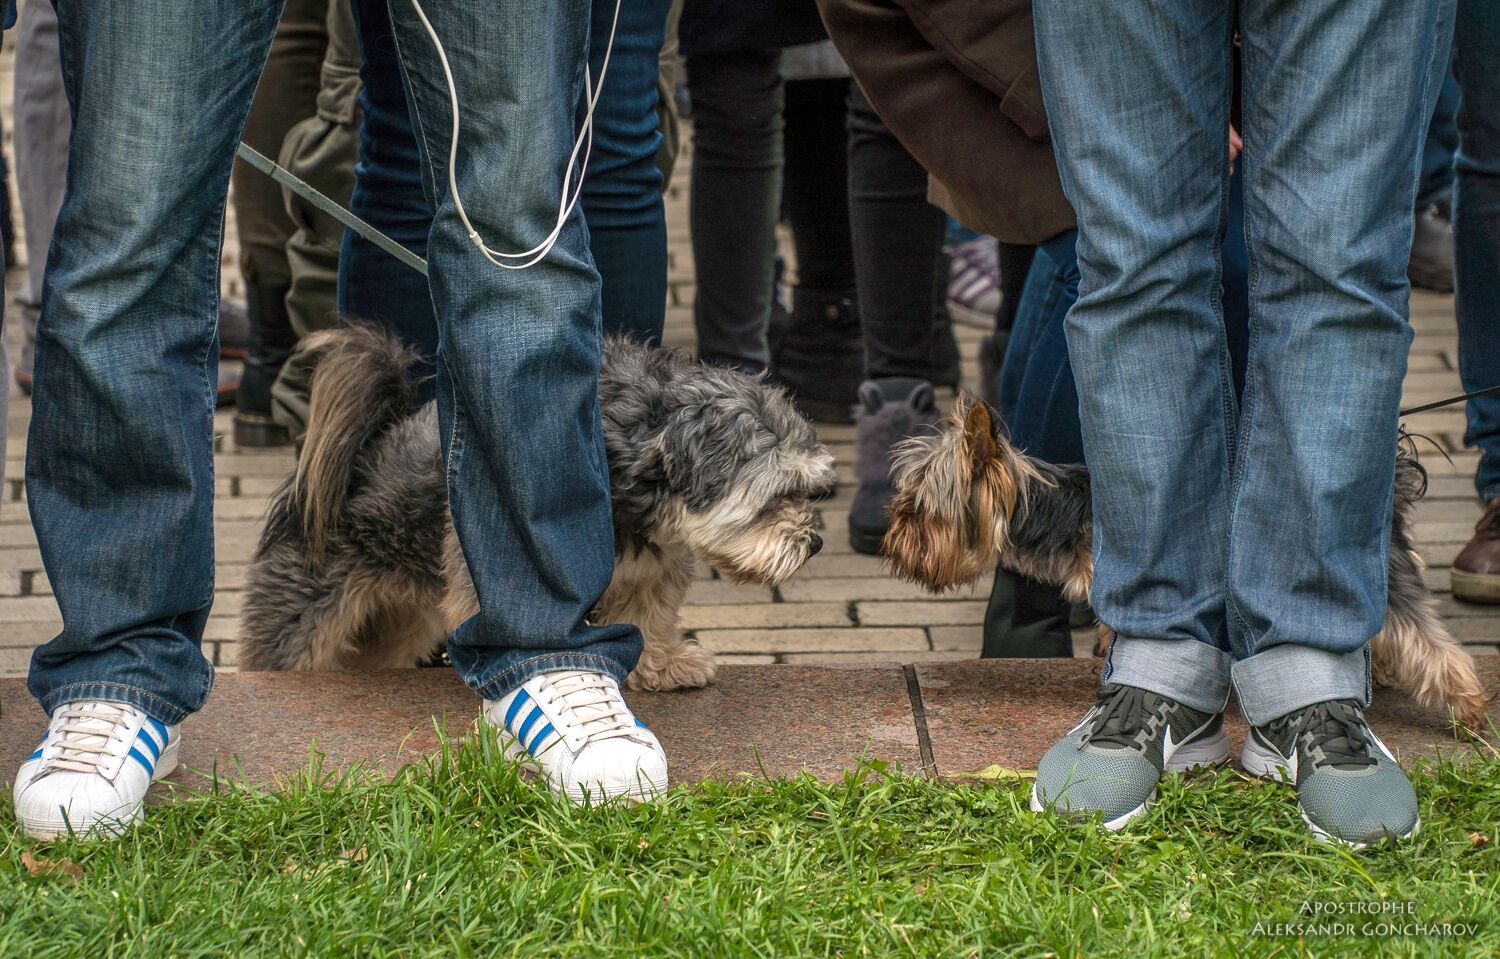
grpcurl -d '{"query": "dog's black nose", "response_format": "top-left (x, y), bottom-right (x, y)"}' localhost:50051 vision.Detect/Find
top-left (808, 533), bottom-right (823, 555)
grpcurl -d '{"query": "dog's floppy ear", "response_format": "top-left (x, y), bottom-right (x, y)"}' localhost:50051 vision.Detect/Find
top-left (961, 398), bottom-right (1000, 465)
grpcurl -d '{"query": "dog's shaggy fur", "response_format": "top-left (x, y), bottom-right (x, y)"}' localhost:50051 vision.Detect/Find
top-left (240, 325), bottom-right (836, 691)
top-left (884, 396), bottom-right (1493, 727)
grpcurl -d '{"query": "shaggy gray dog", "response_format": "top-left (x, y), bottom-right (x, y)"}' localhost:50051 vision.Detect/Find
top-left (884, 397), bottom-right (1492, 727)
top-left (241, 325), bottom-right (835, 691)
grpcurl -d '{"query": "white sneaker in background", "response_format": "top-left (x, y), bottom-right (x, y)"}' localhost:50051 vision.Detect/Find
top-left (947, 234), bottom-right (1002, 328)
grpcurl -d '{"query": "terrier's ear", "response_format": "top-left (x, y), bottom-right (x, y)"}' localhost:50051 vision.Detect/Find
top-left (961, 399), bottom-right (1000, 464)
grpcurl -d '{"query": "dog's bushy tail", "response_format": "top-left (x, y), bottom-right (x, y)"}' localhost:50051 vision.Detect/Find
top-left (291, 324), bottom-right (420, 556)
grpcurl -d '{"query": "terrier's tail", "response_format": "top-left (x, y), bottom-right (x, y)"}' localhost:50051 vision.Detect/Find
top-left (290, 323), bottom-right (420, 556)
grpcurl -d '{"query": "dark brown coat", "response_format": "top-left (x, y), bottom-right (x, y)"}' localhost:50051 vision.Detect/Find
top-left (816, 0), bottom-right (1075, 244)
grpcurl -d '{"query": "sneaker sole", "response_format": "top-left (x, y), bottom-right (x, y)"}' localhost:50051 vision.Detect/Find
top-left (20, 740), bottom-right (180, 840)
top-left (500, 737), bottom-right (667, 805)
top-left (233, 414), bottom-right (293, 449)
top-left (1240, 736), bottom-right (1419, 849)
top-left (1028, 784), bottom-right (1150, 831)
top-left (1451, 568), bottom-right (1500, 604)
top-left (946, 298), bottom-right (998, 330)
top-left (1407, 261), bottom-right (1454, 294)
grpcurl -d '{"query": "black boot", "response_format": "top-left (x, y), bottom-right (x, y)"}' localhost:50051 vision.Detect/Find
top-left (233, 281), bottom-right (296, 448)
top-left (981, 567), bottom-right (1075, 658)
top-left (1407, 200), bottom-right (1454, 293)
top-left (771, 285), bottom-right (865, 424)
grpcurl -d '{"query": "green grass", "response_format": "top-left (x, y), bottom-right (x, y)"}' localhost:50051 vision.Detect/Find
top-left (2, 730), bottom-right (1496, 958)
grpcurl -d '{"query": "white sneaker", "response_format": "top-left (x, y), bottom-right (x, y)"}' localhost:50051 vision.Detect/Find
top-left (13, 700), bottom-right (180, 840)
top-left (484, 669), bottom-right (667, 804)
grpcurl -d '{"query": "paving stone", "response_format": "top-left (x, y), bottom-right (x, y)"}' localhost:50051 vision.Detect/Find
top-left (680, 602), bottom-right (851, 631)
top-left (695, 627), bottom-right (928, 654)
top-left (913, 659), bottom-right (1500, 777)
top-left (858, 601), bottom-right (988, 627)
top-left (778, 577), bottom-right (984, 604)
top-left (929, 626), bottom-right (983, 652)
top-left (0, 665), bottom-right (924, 788)
top-left (680, 580), bottom-right (774, 606)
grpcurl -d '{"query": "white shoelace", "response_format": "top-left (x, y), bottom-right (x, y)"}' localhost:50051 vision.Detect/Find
top-left (538, 671), bottom-right (642, 747)
top-left (40, 702), bottom-right (136, 775)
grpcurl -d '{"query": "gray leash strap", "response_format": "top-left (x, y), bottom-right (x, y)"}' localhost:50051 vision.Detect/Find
top-left (235, 142), bottom-right (429, 277)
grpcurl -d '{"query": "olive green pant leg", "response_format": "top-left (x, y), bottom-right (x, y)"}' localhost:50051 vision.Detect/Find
top-left (655, 0), bottom-right (684, 187)
top-left (270, 0), bottom-right (362, 436)
top-left (231, 0), bottom-right (328, 287)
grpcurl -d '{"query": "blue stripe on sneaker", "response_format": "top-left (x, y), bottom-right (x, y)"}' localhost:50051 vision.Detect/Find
top-left (517, 705), bottom-right (543, 743)
top-left (26, 748), bottom-right (42, 761)
top-left (137, 728), bottom-right (162, 761)
top-left (127, 746), bottom-right (154, 776)
top-left (525, 723), bottom-right (556, 756)
top-left (147, 717), bottom-right (169, 746)
top-left (635, 718), bottom-right (649, 731)
top-left (503, 689), bottom-right (532, 734)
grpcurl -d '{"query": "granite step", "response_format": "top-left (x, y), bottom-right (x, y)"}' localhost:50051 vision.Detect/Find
top-left (2, 661), bottom-right (1494, 796)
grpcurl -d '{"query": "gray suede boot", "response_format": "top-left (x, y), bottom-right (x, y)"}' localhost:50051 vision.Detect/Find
top-left (849, 377), bottom-right (940, 554)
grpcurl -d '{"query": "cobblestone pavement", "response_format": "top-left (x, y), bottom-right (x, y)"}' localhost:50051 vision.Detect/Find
top-left (1, 57), bottom-right (1495, 678)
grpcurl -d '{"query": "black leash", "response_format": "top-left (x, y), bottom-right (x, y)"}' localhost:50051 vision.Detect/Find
top-left (1400, 383), bottom-right (1500, 417)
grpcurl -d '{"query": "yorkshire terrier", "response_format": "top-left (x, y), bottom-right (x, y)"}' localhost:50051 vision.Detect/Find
top-left (884, 396), bottom-right (1491, 727)
top-left (241, 324), bottom-right (835, 691)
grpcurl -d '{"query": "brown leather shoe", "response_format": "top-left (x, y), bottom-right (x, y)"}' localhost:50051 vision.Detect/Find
top-left (1453, 499), bottom-right (1500, 604)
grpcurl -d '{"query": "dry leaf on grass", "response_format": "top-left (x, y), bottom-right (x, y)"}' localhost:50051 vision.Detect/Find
top-left (21, 851), bottom-right (83, 881)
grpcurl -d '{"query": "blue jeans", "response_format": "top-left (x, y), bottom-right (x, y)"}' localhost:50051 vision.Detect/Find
top-left (28, 0), bottom-right (638, 724)
top-left (1033, 0), bottom-right (1454, 725)
top-left (339, 0), bottom-right (671, 384)
top-left (1454, 0), bottom-right (1500, 503)
top-left (998, 170), bottom-right (1251, 468)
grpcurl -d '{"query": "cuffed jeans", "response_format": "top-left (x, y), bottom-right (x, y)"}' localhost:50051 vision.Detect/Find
top-left (1454, 0), bottom-right (1500, 504)
top-left (28, 0), bottom-right (639, 724)
top-left (1033, 0), bottom-right (1454, 725)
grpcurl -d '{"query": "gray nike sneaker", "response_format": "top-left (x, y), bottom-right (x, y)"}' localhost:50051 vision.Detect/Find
top-left (1241, 699), bottom-right (1419, 850)
top-left (1031, 684), bottom-right (1229, 830)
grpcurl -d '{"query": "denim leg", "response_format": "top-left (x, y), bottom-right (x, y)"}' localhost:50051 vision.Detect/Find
top-left (340, 0), bottom-right (438, 392)
top-left (26, 0), bottom-right (283, 724)
top-left (582, 0), bottom-right (672, 346)
top-left (1226, 0), bottom-right (1453, 722)
top-left (1003, 230), bottom-right (1083, 467)
top-left (384, 0), bottom-right (641, 697)
top-left (1034, 0), bottom-right (1240, 668)
top-left (1453, 0), bottom-right (1500, 504)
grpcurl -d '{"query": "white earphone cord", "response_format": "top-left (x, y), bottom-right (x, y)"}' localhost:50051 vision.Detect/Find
top-left (408, 0), bottom-right (622, 271)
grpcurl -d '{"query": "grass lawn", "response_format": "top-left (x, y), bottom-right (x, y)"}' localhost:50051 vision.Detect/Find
top-left (2, 730), bottom-right (1496, 958)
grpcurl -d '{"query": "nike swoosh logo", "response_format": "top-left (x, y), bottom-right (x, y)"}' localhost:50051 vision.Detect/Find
top-left (1163, 726), bottom-right (1178, 760)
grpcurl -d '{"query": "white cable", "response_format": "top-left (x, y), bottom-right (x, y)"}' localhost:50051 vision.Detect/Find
top-left (408, 0), bottom-right (622, 270)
